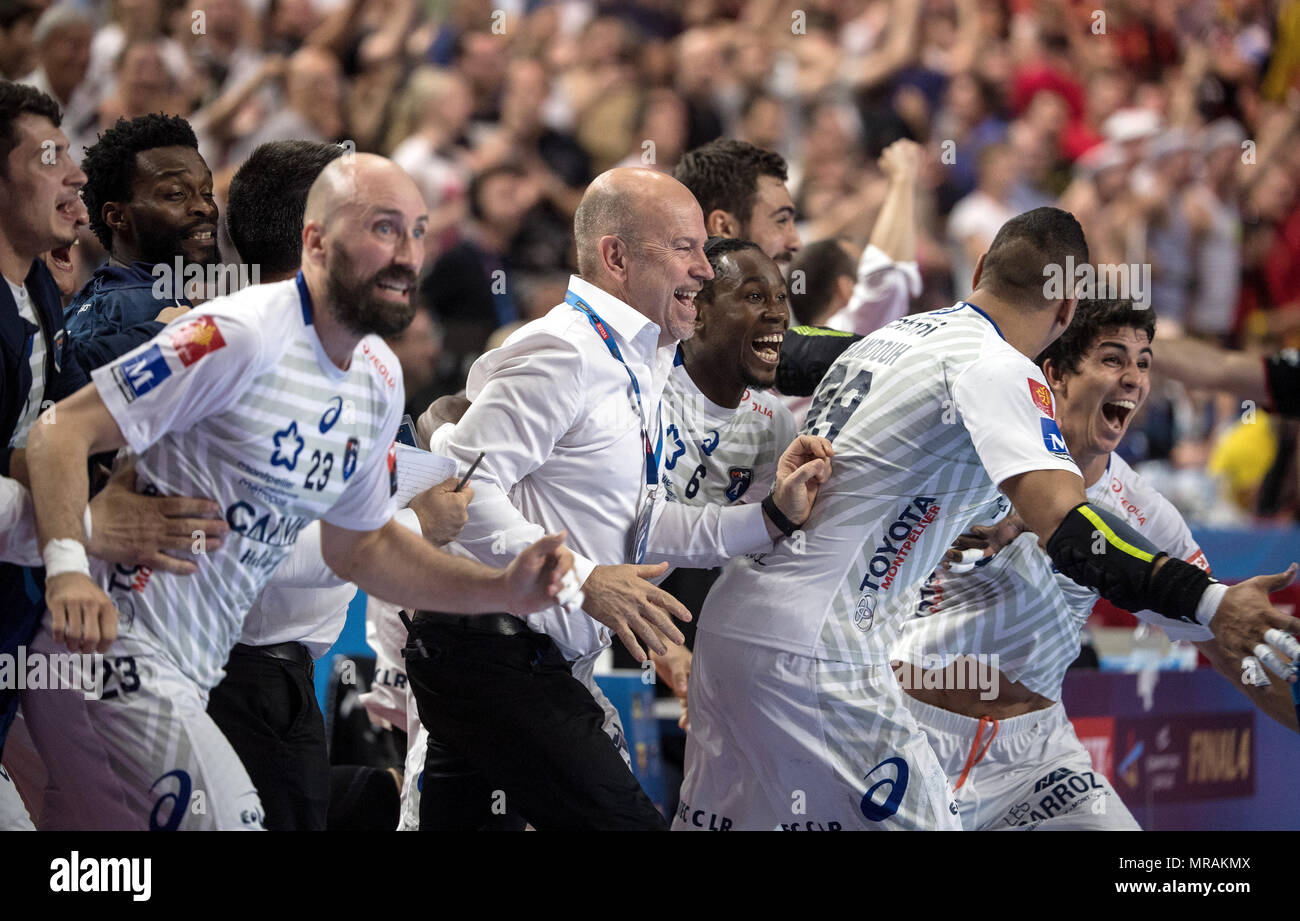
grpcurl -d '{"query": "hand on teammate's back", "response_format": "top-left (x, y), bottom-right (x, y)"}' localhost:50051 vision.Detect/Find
top-left (46, 572), bottom-right (118, 654)
top-left (87, 461), bottom-right (229, 575)
top-left (771, 435), bottom-right (834, 526)
top-left (499, 531), bottom-right (575, 616)
top-left (581, 561), bottom-right (692, 663)
top-left (942, 514), bottom-right (1029, 569)
top-left (1209, 563), bottom-right (1300, 681)
top-left (154, 305), bottom-right (189, 324)
top-left (409, 477), bottom-right (472, 545)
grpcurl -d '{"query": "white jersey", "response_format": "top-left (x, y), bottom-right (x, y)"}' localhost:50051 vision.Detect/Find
top-left (699, 302), bottom-right (1082, 665)
top-left (659, 357), bottom-right (795, 508)
top-left (91, 275), bottom-right (402, 691)
top-left (895, 452), bottom-right (1212, 699)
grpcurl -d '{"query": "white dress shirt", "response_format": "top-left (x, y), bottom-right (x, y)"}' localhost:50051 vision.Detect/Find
top-left (430, 275), bottom-right (775, 661)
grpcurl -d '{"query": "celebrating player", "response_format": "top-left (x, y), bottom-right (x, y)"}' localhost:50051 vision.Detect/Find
top-left (675, 207), bottom-right (1298, 831)
top-left (893, 297), bottom-right (1299, 831)
top-left (21, 153), bottom-right (575, 830)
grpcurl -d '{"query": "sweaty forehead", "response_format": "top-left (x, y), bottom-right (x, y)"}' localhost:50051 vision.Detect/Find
top-left (132, 146), bottom-right (210, 185)
top-left (1090, 325), bottom-right (1152, 353)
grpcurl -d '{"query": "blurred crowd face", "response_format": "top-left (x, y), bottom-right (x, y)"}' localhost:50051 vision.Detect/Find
top-left (743, 174), bottom-right (799, 267)
top-left (0, 10), bottom-right (37, 79)
top-left (0, 114), bottom-right (87, 261)
top-left (1051, 326), bottom-right (1153, 462)
top-left (458, 31), bottom-right (507, 100)
top-left (117, 42), bottom-right (175, 117)
top-left (38, 20), bottom-right (92, 102)
top-left (475, 170), bottom-right (535, 237)
top-left (500, 58), bottom-right (547, 136)
top-left (116, 146), bottom-right (219, 267)
top-left (386, 306), bottom-right (441, 393)
top-left (693, 247), bottom-right (789, 391)
top-left (287, 49), bottom-right (342, 138)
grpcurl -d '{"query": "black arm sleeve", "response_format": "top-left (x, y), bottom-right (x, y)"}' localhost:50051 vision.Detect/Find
top-left (1046, 502), bottom-right (1216, 625)
top-left (776, 326), bottom-right (862, 397)
top-left (1264, 349), bottom-right (1300, 419)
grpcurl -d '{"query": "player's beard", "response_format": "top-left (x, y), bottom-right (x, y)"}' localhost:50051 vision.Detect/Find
top-left (324, 241), bottom-right (417, 338)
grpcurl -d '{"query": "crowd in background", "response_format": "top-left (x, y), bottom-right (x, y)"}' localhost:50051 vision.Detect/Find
top-left (4, 0), bottom-right (1300, 525)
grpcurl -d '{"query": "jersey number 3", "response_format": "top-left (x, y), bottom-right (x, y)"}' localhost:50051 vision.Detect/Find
top-left (807, 367), bottom-right (873, 442)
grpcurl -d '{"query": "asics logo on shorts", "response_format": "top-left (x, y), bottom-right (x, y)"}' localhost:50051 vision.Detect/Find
top-left (859, 756), bottom-right (909, 822)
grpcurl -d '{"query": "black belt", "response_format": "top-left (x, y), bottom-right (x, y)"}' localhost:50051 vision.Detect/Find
top-left (412, 610), bottom-right (532, 636)
top-left (231, 641), bottom-right (313, 667)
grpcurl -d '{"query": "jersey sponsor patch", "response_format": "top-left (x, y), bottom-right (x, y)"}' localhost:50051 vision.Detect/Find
top-left (170, 315), bottom-right (227, 366)
top-left (1028, 379), bottom-right (1054, 418)
top-left (725, 466), bottom-right (753, 501)
top-left (1041, 417), bottom-right (1070, 458)
top-left (111, 344), bottom-right (171, 402)
top-left (343, 436), bottom-right (359, 481)
top-left (387, 441), bottom-right (398, 496)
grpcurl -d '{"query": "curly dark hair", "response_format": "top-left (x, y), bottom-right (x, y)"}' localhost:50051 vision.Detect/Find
top-left (227, 140), bottom-right (345, 277)
top-left (0, 80), bottom-right (61, 178)
top-left (1035, 297), bottom-right (1157, 376)
top-left (81, 113), bottom-right (200, 248)
top-left (673, 139), bottom-right (788, 231)
top-left (699, 235), bottom-right (763, 303)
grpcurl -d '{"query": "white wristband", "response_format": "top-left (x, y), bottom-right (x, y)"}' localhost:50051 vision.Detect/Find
top-left (1194, 581), bottom-right (1229, 627)
top-left (43, 538), bottom-right (90, 578)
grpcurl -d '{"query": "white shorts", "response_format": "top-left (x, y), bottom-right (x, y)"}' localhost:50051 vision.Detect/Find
top-left (902, 694), bottom-right (1138, 830)
top-left (676, 630), bottom-right (960, 831)
top-left (20, 629), bottom-right (264, 831)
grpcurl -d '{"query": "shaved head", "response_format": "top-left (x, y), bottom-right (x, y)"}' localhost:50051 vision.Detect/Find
top-left (573, 167), bottom-right (713, 346)
top-left (301, 152), bottom-right (429, 342)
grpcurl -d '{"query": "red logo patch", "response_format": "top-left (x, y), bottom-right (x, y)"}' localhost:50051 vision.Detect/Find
top-left (171, 316), bottom-right (227, 366)
top-left (387, 441), bottom-right (398, 496)
top-left (1028, 379), bottom-right (1054, 418)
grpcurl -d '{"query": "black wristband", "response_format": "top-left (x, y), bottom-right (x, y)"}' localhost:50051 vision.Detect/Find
top-left (1147, 556), bottom-right (1217, 624)
top-left (762, 492), bottom-right (801, 538)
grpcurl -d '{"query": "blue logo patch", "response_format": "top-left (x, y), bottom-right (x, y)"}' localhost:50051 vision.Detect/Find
top-left (271, 421), bottom-right (305, 470)
top-left (725, 466), bottom-right (753, 501)
top-left (1040, 417), bottom-right (1071, 458)
top-left (342, 437), bottom-right (359, 481)
top-left (700, 430), bottom-right (720, 456)
top-left (111, 344), bottom-right (171, 403)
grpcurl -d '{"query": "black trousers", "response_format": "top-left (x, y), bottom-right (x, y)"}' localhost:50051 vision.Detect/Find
top-left (404, 617), bottom-right (667, 831)
top-left (207, 643), bottom-right (330, 831)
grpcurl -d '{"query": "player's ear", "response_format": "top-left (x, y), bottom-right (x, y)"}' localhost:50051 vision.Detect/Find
top-left (970, 251), bottom-right (986, 290)
top-left (1057, 295), bottom-right (1078, 332)
top-left (301, 220), bottom-right (326, 265)
top-left (102, 201), bottom-right (128, 239)
top-left (705, 209), bottom-right (740, 238)
top-left (1042, 357), bottom-right (1064, 390)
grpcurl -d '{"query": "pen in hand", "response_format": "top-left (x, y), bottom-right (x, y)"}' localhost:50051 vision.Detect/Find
top-left (455, 451), bottom-right (485, 492)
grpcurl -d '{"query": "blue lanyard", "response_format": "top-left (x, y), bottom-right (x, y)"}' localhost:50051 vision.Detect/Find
top-left (566, 290), bottom-right (663, 486)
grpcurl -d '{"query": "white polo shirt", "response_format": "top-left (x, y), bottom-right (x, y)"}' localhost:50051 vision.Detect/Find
top-left (430, 275), bottom-right (775, 661)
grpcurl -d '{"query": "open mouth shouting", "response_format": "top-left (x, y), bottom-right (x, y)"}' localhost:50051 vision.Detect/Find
top-left (1100, 398), bottom-right (1136, 436)
top-left (674, 287), bottom-right (699, 313)
top-left (750, 331), bottom-right (784, 366)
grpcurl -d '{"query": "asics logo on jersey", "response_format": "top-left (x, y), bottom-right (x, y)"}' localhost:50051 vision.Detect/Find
top-left (320, 396), bottom-right (344, 433)
top-left (859, 756), bottom-right (908, 822)
top-left (701, 430), bottom-right (719, 456)
top-left (859, 496), bottom-right (941, 593)
top-left (270, 421), bottom-right (305, 470)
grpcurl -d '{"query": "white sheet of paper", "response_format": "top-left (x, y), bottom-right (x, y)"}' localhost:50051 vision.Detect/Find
top-left (394, 443), bottom-right (458, 508)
